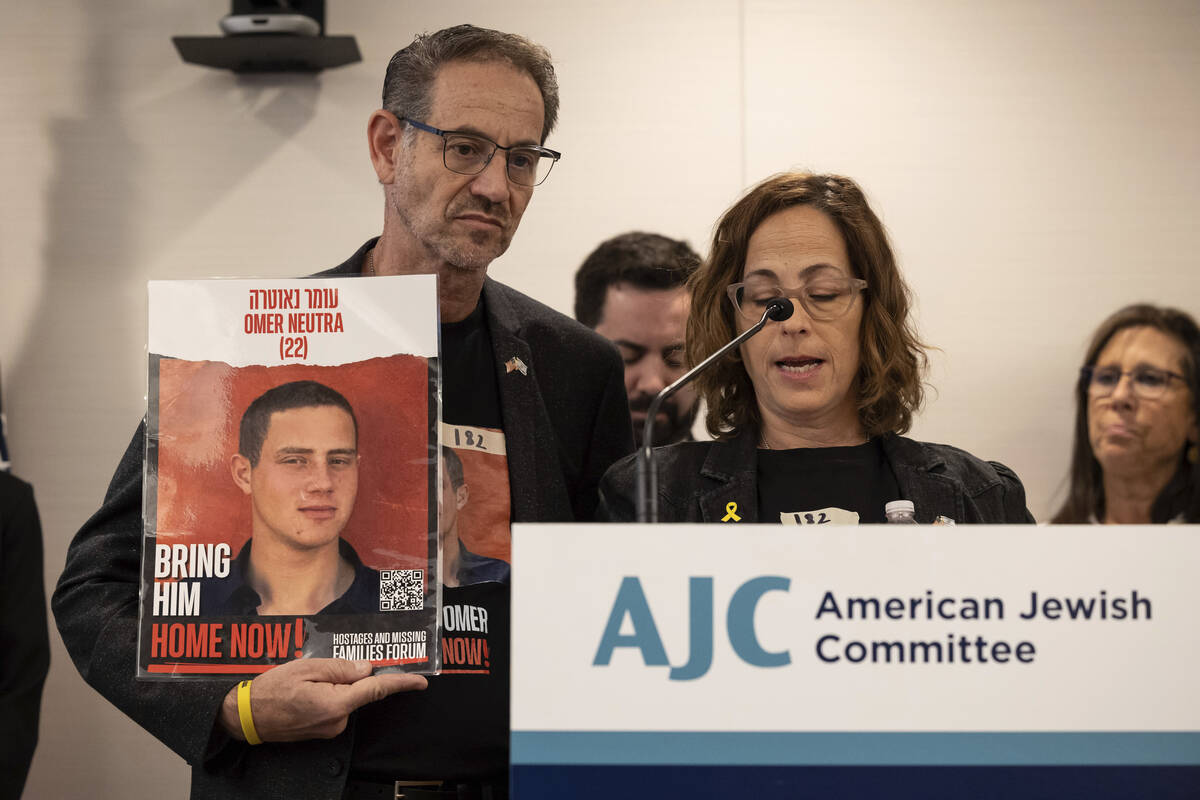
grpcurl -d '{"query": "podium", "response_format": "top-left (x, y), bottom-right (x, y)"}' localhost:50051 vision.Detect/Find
top-left (511, 524), bottom-right (1200, 798)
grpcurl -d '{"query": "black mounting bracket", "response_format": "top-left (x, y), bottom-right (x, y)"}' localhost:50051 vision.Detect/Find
top-left (173, 1), bottom-right (362, 73)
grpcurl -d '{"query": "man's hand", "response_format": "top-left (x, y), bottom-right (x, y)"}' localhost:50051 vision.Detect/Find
top-left (219, 658), bottom-right (427, 743)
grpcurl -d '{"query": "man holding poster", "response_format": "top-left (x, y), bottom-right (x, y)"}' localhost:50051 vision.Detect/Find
top-left (54, 23), bottom-right (632, 800)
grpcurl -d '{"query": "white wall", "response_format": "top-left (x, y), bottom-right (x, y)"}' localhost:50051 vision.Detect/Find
top-left (2, 1), bottom-right (1197, 797)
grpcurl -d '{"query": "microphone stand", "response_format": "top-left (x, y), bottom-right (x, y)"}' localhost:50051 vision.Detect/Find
top-left (635, 298), bottom-right (793, 522)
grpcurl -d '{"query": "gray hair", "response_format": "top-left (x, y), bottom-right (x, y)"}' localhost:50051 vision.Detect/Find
top-left (382, 24), bottom-right (560, 143)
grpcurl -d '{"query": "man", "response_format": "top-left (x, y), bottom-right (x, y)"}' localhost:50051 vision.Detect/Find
top-left (54, 24), bottom-right (632, 799)
top-left (574, 232), bottom-right (701, 446)
top-left (201, 381), bottom-right (379, 616)
top-left (440, 445), bottom-right (509, 587)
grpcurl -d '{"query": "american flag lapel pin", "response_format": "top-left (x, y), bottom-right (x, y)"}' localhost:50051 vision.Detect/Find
top-left (505, 356), bottom-right (528, 375)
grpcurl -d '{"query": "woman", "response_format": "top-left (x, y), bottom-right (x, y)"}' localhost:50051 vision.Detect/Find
top-left (598, 172), bottom-right (1033, 524)
top-left (1052, 305), bottom-right (1200, 524)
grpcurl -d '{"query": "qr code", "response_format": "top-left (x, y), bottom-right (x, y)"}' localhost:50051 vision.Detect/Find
top-left (379, 569), bottom-right (424, 611)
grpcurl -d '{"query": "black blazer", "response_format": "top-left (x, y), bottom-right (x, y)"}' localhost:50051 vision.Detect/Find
top-left (1, 471), bottom-right (50, 800)
top-left (598, 429), bottom-right (1034, 524)
top-left (52, 240), bottom-right (633, 799)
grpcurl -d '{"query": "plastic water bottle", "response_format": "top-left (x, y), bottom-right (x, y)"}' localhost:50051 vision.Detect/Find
top-left (884, 500), bottom-right (918, 524)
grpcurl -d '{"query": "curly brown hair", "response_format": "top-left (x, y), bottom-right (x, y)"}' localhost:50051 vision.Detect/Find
top-left (688, 172), bottom-right (927, 439)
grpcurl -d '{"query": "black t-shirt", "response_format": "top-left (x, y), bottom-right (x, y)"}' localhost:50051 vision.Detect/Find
top-left (351, 298), bottom-right (510, 782)
top-left (756, 439), bottom-right (900, 525)
top-left (439, 299), bottom-right (504, 431)
top-left (198, 538), bottom-right (380, 615)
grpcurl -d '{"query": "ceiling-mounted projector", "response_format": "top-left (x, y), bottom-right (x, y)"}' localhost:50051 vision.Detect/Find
top-left (173, 0), bottom-right (361, 73)
top-left (219, 13), bottom-right (321, 37)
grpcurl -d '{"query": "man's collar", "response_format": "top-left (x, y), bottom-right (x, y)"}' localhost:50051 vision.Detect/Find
top-left (212, 537), bottom-right (370, 616)
top-left (481, 278), bottom-right (521, 335)
top-left (315, 238), bottom-right (378, 277)
top-left (440, 292), bottom-right (486, 330)
top-left (320, 239), bottom-right (494, 325)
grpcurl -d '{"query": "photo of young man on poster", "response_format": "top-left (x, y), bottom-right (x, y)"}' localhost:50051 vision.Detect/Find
top-left (200, 380), bottom-right (381, 616)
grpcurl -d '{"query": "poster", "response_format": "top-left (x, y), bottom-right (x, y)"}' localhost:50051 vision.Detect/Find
top-left (138, 276), bottom-right (440, 679)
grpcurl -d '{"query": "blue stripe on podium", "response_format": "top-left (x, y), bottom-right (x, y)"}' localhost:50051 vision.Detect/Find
top-left (512, 731), bottom-right (1200, 765)
top-left (511, 764), bottom-right (1200, 800)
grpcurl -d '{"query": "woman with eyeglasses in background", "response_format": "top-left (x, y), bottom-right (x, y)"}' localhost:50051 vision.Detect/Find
top-left (597, 171), bottom-right (1034, 525)
top-left (1053, 305), bottom-right (1200, 524)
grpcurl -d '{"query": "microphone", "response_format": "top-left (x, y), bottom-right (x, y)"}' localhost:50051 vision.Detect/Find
top-left (764, 297), bottom-right (794, 321)
top-left (635, 298), bottom-right (794, 522)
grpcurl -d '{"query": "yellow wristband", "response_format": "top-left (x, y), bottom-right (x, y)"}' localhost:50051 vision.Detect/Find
top-left (236, 680), bottom-right (263, 745)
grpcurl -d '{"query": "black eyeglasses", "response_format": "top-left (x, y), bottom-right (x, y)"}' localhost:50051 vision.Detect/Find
top-left (401, 117), bottom-right (561, 187)
top-left (1081, 365), bottom-right (1188, 400)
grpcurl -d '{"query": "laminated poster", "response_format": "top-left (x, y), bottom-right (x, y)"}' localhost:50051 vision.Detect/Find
top-left (138, 276), bottom-right (440, 679)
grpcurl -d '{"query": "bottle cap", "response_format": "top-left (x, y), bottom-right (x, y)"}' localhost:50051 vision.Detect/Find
top-left (885, 500), bottom-right (915, 515)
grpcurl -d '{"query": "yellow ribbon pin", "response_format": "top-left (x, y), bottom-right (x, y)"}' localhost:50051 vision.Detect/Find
top-left (721, 502), bottom-right (741, 522)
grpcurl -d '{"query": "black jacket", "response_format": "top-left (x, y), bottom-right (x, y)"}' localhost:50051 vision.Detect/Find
top-left (598, 429), bottom-right (1034, 524)
top-left (52, 240), bottom-right (633, 799)
top-left (1, 472), bottom-right (50, 800)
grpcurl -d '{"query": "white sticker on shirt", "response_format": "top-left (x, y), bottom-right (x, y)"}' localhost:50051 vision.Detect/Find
top-left (442, 423), bottom-right (508, 456)
top-left (779, 507), bottom-right (860, 525)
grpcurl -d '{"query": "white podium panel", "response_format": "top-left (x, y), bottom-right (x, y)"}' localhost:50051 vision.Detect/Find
top-left (511, 524), bottom-right (1200, 798)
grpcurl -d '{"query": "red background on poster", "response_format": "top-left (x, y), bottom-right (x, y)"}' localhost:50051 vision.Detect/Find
top-left (153, 355), bottom-right (432, 570)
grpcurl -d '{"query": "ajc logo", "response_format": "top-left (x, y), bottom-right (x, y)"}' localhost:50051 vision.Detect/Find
top-left (592, 576), bottom-right (790, 680)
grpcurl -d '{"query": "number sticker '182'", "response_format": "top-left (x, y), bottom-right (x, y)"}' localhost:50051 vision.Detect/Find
top-left (440, 423), bottom-right (508, 456)
top-left (453, 428), bottom-right (486, 450)
top-left (778, 506), bottom-right (861, 525)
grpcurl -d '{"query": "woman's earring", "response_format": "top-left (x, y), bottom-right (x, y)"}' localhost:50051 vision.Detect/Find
top-left (1188, 442), bottom-right (1199, 464)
